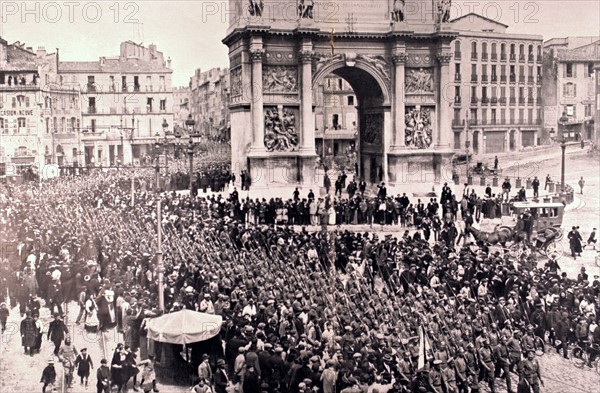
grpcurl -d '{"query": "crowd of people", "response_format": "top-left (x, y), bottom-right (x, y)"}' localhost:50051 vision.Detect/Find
top-left (0, 167), bottom-right (599, 393)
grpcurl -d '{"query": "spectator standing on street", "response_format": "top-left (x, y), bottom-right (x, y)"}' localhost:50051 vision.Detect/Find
top-left (47, 313), bottom-right (68, 356)
top-left (532, 176), bottom-right (540, 198)
top-left (501, 178), bottom-right (511, 202)
top-left (97, 359), bottom-right (111, 393)
top-left (587, 228), bottom-right (597, 249)
top-left (578, 176), bottom-right (585, 194)
top-left (40, 358), bottom-right (57, 393)
top-left (544, 174), bottom-right (551, 190)
top-left (0, 302), bottom-right (9, 333)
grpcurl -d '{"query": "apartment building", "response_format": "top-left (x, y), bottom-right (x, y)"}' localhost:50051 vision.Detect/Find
top-left (314, 75), bottom-right (358, 157)
top-left (173, 86), bottom-right (191, 128)
top-left (542, 36), bottom-right (600, 142)
top-left (0, 38), bottom-right (82, 174)
top-left (449, 14), bottom-right (544, 154)
top-left (190, 68), bottom-right (230, 141)
top-left (59, 41), bottom-right (174, 166)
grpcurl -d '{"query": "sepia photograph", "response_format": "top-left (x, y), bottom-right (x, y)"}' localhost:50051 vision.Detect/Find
top-left (0, 1), bottom-right (599, 392)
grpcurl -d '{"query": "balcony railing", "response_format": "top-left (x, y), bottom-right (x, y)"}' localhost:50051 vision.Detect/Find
top-left (482, 97), bottom-right (490, 105)
top-left (491, 97), bottom-right (498, 105)
top-left (491, 75), bottom-right (498, 82)
top-left (482, 52), bottom-right (488, 61)
top-left (454, 96), bottom-right (462, 104)
top-left (528, 54), bottom-right (535, 62)
top-left (86, 84), bottom-right (96, 93)
top-left (510, 75), bottom-right (516, 83)
top-left (510, 54), bottom-right (516, 61)
top-left (481, 75), bottom-right (489, 82)
top-left (528, 76), bottom-right (535, 84)
top-left (471, 52), bottom-right (478, 60)
top-left (537, 75), bottom-right (543, 83)
top-left (501, 53), bottom-right (507, 61)
top-left (527, 98), bottom-right (535, 104)
top-left (500, 97), bottom-right (507, 105)
top-left (519, 76), bottom-right (525, 83)
top-left (87, 107), bottom-right (97, 114)
top-left (452, 119), bottom-right (464, 127)
top-left (471, 97), bottom-right (479, 105)
top-left (134, 85), bottom-right (140, 92)
top-left (519, 54), bottom-right (525, 62)
top-left (455, 73), bottom-right (461, 82)
top-left (491, 53), bottom-right (498, 61)
top-left (509, 97), bottom-right (516, 104)
top-left (501, 75), bottom-right (507, 83)
top-left (468, 119), bottom-right (478, 126)
top-left (491, 119), bottom-right (498, 125)
top-left (537, 54), bottom-right (543, 62)
top-left (455, 51), bottom-right (462, 60)
top-left (519, 97), bottom-right (525, 104)
top-left (471, 74), bottom-right (478, 82)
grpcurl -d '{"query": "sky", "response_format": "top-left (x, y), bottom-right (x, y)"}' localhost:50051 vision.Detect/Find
top-left (1, 0), bottom-right (599, 87)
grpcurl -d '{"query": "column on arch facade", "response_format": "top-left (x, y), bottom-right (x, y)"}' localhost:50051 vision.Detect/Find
top-left (250, 47), bottom-right (265, 150)
top-left (392, 53), bottom-right (408, 148)
top-left (299, 49), bottom-right (315, 152)
top-left (436, 52), bottom-right (453, 148)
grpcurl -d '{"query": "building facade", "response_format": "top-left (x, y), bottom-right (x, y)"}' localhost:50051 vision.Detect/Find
top-left (0, 38), bottom-right (82, 175)
top-left (449, 14), bottom-right (544, 155)
top-left (542, 37), bottom-right (600, 142)
top-left (189, 67), bottom-right (231, 141)
top-left (172, 86), bottom-right (191, 128)
top-left (58, 41), bottom-right (174, 166)
top-left (315, 75), bottom-right (357, 157)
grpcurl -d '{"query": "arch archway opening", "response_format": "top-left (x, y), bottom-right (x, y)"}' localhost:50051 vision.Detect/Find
top-left (313, 66), bottom-right (386, 184)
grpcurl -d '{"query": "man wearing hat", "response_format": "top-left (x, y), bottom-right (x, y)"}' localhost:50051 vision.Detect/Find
top-left (41, 358), bottom-right (57, 393)
top-left (97, 359), bottom-right (111, 393)
top-left (493, 336), bottom-right (513, 393)
top-left (75, 347), bottom-right (94, 387)
top-left (518, 351), bottom-right (543, 393)
top-left (47, 312), bottom-right (69, 356)
top-left (428, 359), bottom-right (444, 392)
top-left (197, 353), bottom-right (213, 386)
top-left (478, 339), bottom-right (496, 393)
top-left (213, 359), bottom-right (229, 393)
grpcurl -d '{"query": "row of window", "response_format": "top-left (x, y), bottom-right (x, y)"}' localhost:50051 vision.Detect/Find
top-left (563, 63), bottom-right (596, 78)
top-left (0, 116), bottom-right (80, 134)
top-left (564, 104), bottom-right (595, 117)
top-left (87, 75), bottom-right (166, 92)
top-left (87, 97), bottom-right (167, 112)
top-left (455, 64), bottom-right (542, 81)
top-left (0, 95), bottom-right (79, 110)
top-left (453, 108), bottom-right (541, 125)
top-left (455, 41), bottom-right (542, 60)
top-left (454, 86), bottom-right (542, 102)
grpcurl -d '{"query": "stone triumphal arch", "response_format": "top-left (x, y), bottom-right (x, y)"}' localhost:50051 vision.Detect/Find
top-left (224, 0), bottom-right (457, 190)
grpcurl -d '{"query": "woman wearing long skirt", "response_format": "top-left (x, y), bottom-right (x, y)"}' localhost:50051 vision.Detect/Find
top-left (84, 295), bottom-right (99, 333)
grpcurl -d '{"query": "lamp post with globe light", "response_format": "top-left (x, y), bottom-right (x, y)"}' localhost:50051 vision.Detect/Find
top-left (186, 114), bottom-right (198, 196)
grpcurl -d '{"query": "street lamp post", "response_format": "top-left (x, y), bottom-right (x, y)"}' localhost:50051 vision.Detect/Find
top-left (153, 138), bottom-right (165, 312)
top-left (185, 114), bottom-right (197, 196)
top-left (560, 138), bottom-right (567, 192)
top-left (464, 110), bottom-right (472, 185)
top-left (559, 112), bottom-right (569, 192)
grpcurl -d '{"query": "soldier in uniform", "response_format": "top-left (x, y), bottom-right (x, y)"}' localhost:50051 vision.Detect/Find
top-left (397, 351), bottom-right (413, 386)
top-left (453, 348), bottom-right (469, 393)
top-left (507, 331), bottom-right (522, 372)
top-left (428, 359), bottom-right (444, 393)
top-left (478, 339), bottom-right (496, 393)
top-left (442, 358), bottom-right (458, 393)
top-left (518, 350), bottom-right (544, 393)
top-left (493, 336), bottom-right (514, 393)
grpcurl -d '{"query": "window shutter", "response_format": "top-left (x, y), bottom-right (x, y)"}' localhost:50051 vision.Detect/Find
top-left (573, 64), bottom-right (577, 77)
top-left (573, 84), bottom-right (577, 96)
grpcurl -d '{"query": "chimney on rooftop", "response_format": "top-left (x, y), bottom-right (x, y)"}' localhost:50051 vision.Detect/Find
top-left (167, 57), bottom-right (171, 68)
